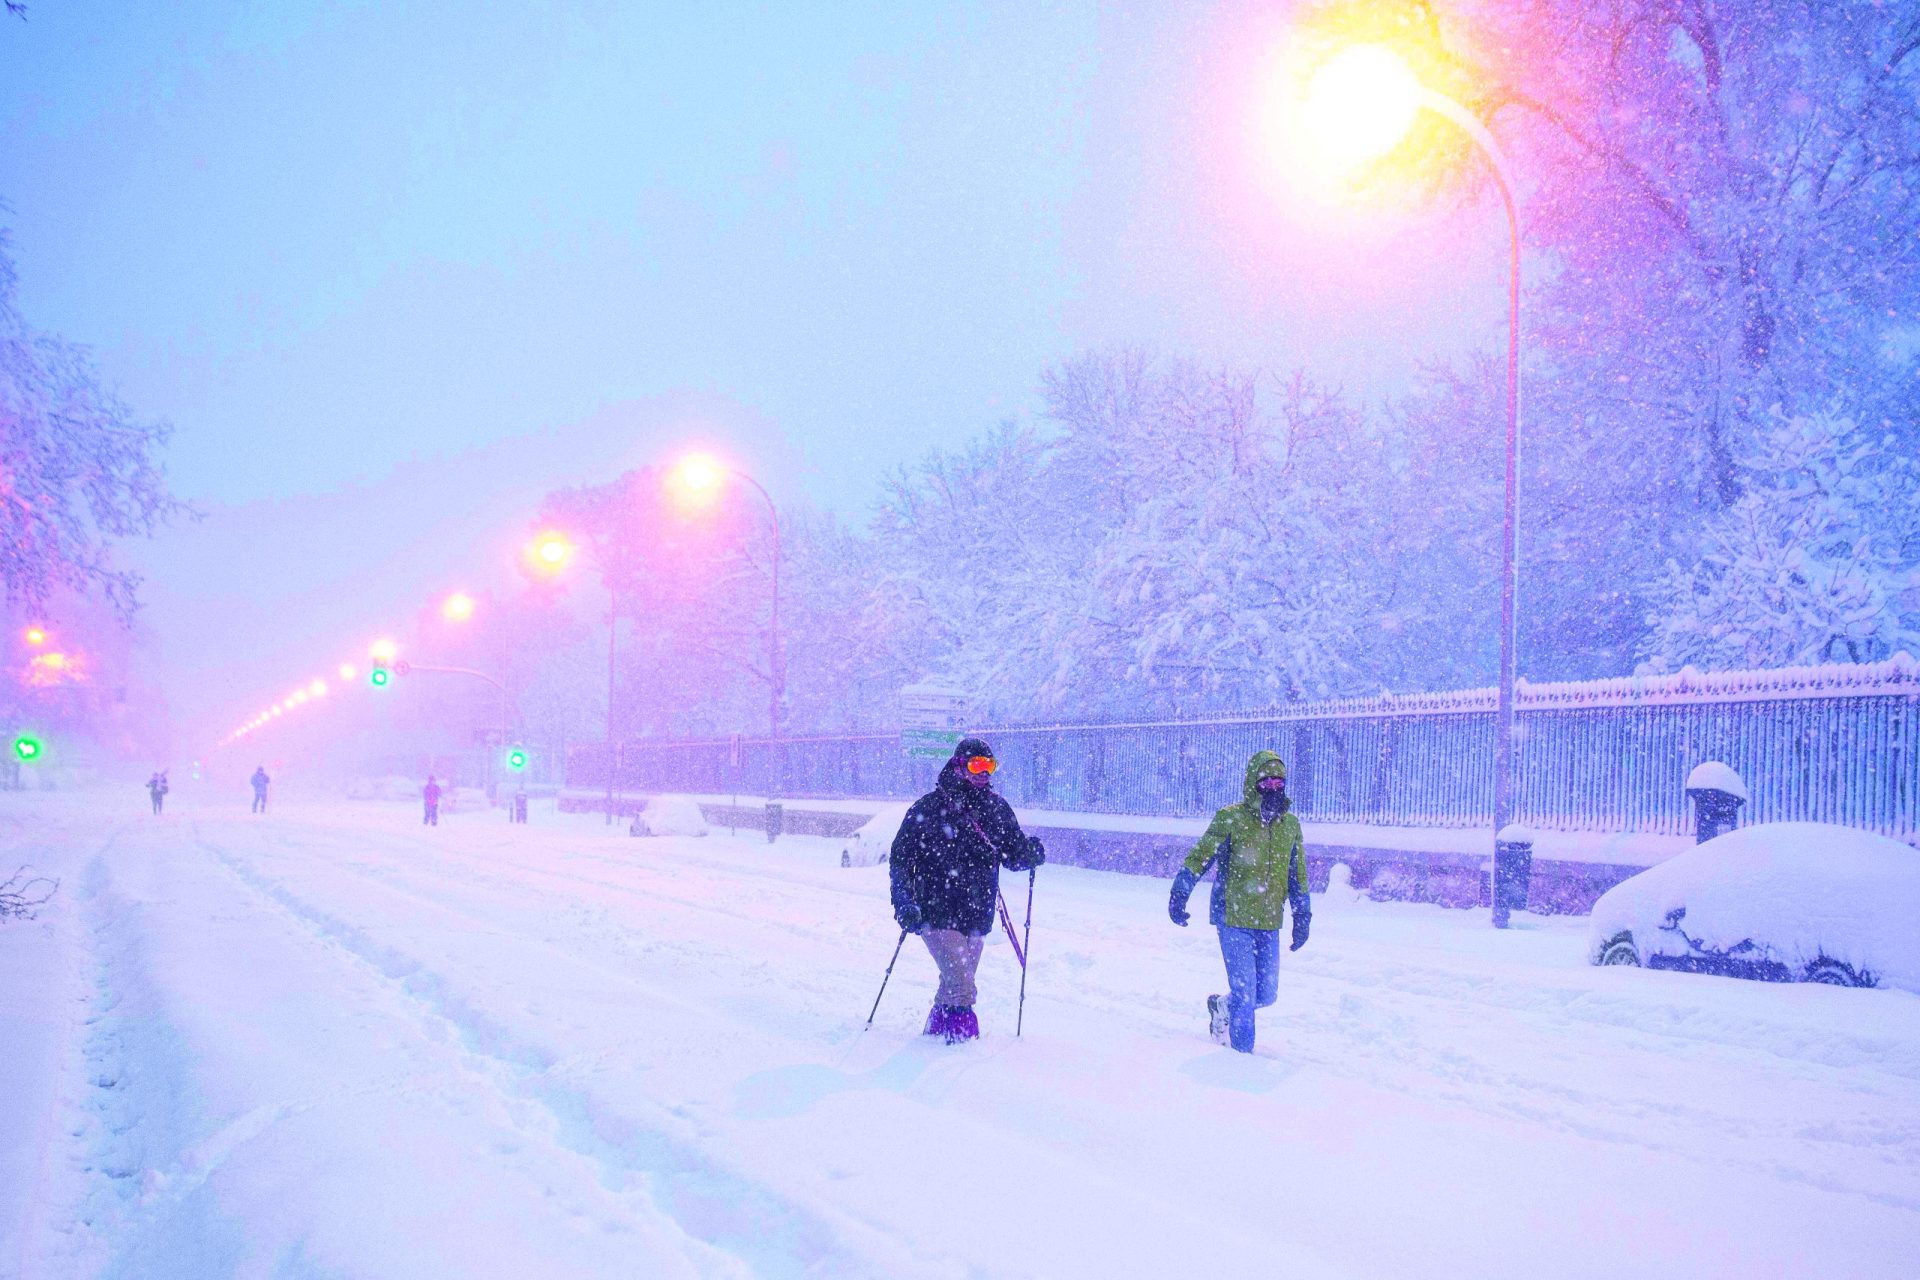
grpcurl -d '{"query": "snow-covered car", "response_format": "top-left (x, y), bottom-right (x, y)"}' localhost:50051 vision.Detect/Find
top-left (1589, 822), bottom-right (1920, 991)
top-left (840, 803), bottom-right (911, 867)
top-left (630, 795), bottom-right (710, 838)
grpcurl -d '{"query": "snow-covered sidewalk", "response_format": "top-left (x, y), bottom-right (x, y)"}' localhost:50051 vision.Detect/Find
top-left (3, 793), bottom-right (1917, 1278)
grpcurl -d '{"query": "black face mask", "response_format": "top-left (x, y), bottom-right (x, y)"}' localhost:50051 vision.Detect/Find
top-left (1259, 785), bottom-right (1289, 821)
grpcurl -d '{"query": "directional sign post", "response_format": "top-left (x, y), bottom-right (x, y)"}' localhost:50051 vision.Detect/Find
top-left (899, 683), bottom-right (971, 760)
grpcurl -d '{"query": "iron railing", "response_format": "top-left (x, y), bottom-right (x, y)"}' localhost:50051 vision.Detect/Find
top-left (568, 657), bottom-right (1920, 839)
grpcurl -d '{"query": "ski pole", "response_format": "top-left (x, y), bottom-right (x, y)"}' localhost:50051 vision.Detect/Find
top-left (1016, 867), bottom-right (1035, 1037)
top-left (866, 928), bottom-right (910, 1026)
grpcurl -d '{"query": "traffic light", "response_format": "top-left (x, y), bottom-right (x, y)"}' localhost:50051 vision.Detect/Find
top-left (369, 666), bottom-right (390, 688)
top-left (12, 734), bottom-right (43, 763)
top-left (505, 746), bottom-right (528, 772)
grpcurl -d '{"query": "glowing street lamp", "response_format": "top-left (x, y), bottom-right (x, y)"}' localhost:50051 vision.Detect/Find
top-left (338, 663), bottom-right (358, 681)
top-left (23, 626), bottom-right (47, 647)
top-left (369, 638), bottom-right (399, 663)
top-left (525, 532), bottom-right (576, 575)
top-left (442, 592), bottom-right (476, 623)
top-left (1299, 43), bottom-right (1424, 172)
top-left (667, 451), bottom-right (726, 507)
top-left (1293, 40), bottom-right (1526, 882)
top-left (308, 679), bottom-right (328, 698)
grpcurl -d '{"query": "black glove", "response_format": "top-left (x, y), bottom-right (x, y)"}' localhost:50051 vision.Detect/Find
top-left (1009, 836), bottom-right (1045, 870)
top-left (1290, 909), bottom-right (1311, 952)
top-left (894, 902), bottom-right (924, 934)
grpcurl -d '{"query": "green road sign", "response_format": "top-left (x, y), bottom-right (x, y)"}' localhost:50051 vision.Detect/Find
top-left (902, 728), bottom-right (963, 759)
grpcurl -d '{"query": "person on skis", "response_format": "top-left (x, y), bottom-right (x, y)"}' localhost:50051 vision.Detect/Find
top-left (250, 766), bottom-right (271, 814)
top-left (422, 775), bottom-right (442, 826)
top-left (147, 771), bottom-right (168, 815)
top-left (1168, 749), bottom-right (1311, 1053)
top-left (889, 737), bottom-right (1045, 1043)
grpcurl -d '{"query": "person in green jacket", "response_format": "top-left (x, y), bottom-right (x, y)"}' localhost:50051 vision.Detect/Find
top-left (1168, 749), bottom-right (1311, 1052)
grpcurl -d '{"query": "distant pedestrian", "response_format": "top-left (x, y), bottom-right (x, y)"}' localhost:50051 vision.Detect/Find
top-left (423, 775), bottom-right (442, 826)
top-left (1168, 750), bottom-right (1311, 1053)
top-left (250, 766), bottom-right (271, 814)
top-left (888, 737), bottom-right (1045, 1043)
top-left (147, 771), bottom-right (168, 815)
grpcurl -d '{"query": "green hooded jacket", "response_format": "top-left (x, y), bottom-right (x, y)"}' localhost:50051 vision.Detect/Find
top-left (1178, 750), bottom-right (1309, 931)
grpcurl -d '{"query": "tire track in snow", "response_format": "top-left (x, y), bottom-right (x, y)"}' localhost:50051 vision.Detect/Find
top-left (190, 824), bottom-right (967, 1280)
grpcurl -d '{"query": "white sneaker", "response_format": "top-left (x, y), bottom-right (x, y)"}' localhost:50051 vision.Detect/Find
top-left (1207, 995), bottom-right (1230, 1045)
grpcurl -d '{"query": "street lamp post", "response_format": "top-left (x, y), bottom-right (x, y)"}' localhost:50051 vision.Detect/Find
top-left (668, 454), bottom-right (785, 796)
top-left (605, 585), bottom-right (619, 825)
top-left (1300, 46), bottom-right (1524, 840)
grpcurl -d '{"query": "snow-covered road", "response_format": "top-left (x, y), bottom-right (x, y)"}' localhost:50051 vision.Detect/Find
top-left (3, 793), bottom-right (1917, 1278)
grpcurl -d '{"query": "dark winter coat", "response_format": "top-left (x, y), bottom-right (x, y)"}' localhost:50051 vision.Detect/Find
top-left (424, 782), bottom-right (442, 806)
top-left (889, 761), bottom-right (1042, 936)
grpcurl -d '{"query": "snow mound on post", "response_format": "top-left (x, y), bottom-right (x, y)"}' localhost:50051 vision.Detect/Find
top-left (1685, 761), bottom-right (1749, 801)
top-left (632, 795), bottom-right (709, 838)
top-left (1589, 822), bottom-right (1920, 991)
top-left (842, 803), bottom-right (912, 867)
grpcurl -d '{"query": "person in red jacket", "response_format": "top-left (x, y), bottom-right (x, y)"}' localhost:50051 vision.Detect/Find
top-left (423, 776), bottom-right (442, 826)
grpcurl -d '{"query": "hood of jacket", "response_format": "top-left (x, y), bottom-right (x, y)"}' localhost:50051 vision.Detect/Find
top-left (1240, 750), bottom-right (1288, 809)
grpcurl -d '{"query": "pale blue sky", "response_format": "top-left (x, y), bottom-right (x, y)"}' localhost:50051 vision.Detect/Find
top-left (0, 1), bottom-right (1502, 742)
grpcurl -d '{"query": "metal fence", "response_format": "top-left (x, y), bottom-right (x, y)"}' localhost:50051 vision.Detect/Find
top-left (568, 658), bottom-right (1920, 839)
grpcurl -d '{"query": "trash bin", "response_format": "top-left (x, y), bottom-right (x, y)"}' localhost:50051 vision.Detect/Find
top-left (1492, 825), bottom-right (1534, 929)
top-left (1685, 762), bottom-right (1748, 844)
top-left (765, 801), bottom-right (784, 844)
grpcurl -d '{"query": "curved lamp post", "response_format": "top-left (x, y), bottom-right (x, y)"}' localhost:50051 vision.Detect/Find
top-left (668, 452), bottom-right (785, 794)
top-left (1300, 43), bottom-right (1523, 840)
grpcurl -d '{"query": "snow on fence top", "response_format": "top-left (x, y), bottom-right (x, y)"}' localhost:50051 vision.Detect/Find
top-left (985, 652), bottom-right (1920, 733)
top-left (610, 653), bottom-right (1920, 749)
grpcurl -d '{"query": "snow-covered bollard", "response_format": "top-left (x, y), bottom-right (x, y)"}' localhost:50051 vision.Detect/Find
top-left (1684, 762), bottom-right (1748, 844)
top-left (1492, 824), bottom-right (1534, 929)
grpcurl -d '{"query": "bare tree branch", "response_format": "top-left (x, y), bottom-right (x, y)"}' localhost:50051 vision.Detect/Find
top-left (0, 866), bottom-right (56, 921)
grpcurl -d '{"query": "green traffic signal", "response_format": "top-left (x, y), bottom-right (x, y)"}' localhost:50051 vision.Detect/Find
top-left (12, 735), bottom-right (42, 762)
top-left (506, 747), bottom-right (528, 771)
top-left (369, 668), bottom-right (390, 688)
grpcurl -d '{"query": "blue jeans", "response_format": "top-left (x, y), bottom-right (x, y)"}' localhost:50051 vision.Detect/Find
top-left (1217, 926), bottom-right (1280, 1052)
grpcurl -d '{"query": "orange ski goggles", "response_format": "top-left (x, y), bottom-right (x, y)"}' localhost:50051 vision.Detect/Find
top-left (964, 755), bottom-right (998, 775)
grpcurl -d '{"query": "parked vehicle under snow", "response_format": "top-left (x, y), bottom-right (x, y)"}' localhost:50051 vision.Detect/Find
top-left (1588, 822), bottom-right (1920, 991)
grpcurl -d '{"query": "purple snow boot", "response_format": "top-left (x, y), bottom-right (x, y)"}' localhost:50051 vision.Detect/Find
top-left (923, 1004), bottom-right (952, 1038)
top-left (944, 1006), bottom-right (980, 1044)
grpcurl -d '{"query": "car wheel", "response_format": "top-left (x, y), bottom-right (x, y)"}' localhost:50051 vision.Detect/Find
top-left (1803, 958), bottom-right (1873, 988)
top-left (1598, 933), bottom-right (1640, 967)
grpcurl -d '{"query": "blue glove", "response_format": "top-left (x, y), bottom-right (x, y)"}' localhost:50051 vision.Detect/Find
top-left (895, 902), bottom-right (924, 934)
top-left (1290, 908), bottom-right (1311, 952)
top-left (1168, 868), bottom-right (1199, 927)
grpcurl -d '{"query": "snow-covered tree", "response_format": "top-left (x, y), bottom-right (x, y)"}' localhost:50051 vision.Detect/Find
top-left (1641, 411), bottom-right (1920, 669)
top-left (1355, 1), bottom-right (1920, 677)
top-left (0, 234), bottom-right (185, 614)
